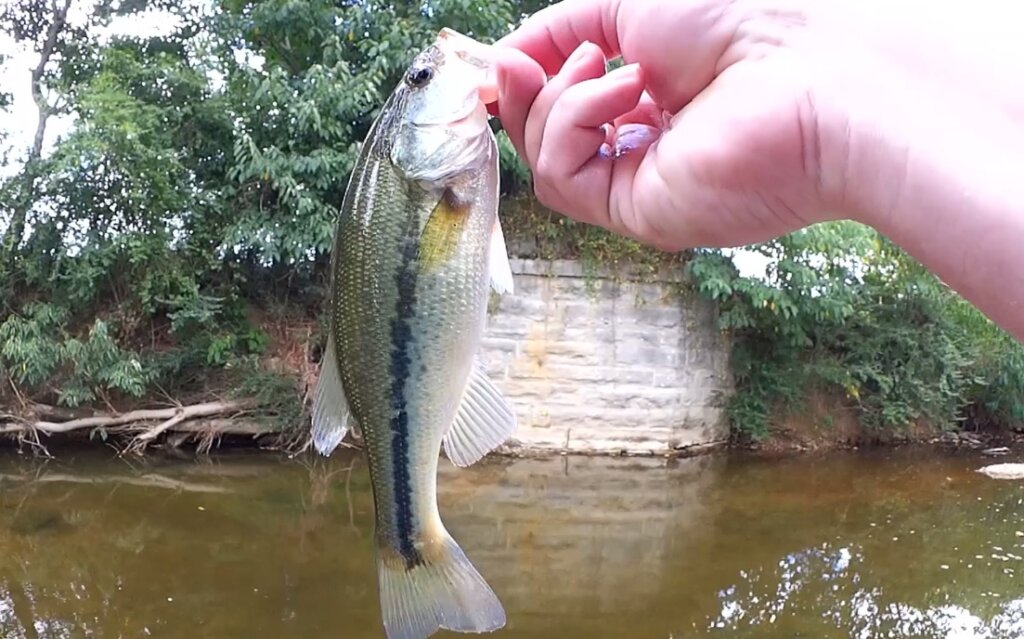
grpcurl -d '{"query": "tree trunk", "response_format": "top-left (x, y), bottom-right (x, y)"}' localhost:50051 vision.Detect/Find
top-left (0, 0), bottom-right (72, 267)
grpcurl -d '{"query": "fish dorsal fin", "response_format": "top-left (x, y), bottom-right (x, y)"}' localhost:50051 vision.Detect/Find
top-left (443, 361), bottom-right (516, 467)
top-left (311, 336), bottom-right (356, 455)
top-left (488, 216), bottom-right (514, 294)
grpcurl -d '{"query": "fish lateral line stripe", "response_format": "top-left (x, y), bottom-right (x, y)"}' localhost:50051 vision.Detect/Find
top-left (388, 208), bottom-right (424, 569)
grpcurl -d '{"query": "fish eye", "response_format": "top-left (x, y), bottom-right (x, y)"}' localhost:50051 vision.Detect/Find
top-left (406, 66), bottom-right (433, 88)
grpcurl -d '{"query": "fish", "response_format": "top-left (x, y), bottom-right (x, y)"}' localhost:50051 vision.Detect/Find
top-left (309, 28), bottom-right (516, 639)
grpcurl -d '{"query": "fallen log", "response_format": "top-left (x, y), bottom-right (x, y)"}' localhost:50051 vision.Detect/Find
top-left (0, 400), bottom-right (248, 435)
top-left (0, 400), bottom-right (286, 455)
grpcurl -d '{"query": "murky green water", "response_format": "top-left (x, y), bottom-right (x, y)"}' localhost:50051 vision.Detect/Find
top-left (1, 446), bottom-right (1023, 638)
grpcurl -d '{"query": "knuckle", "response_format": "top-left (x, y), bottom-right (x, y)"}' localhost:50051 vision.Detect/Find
top-left (534, 152), bottom-right (556, 180)
top-left (532, 179), bottom-right (562, 211)
top-left (532, 179), bottom-right (554, 205)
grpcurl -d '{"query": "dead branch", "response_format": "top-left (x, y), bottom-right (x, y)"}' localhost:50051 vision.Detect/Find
top-left (0, 399), bottom-right (254, 444)
top-left (0, 400), bottom-right (290, 458)
top-left (128, 410), bottom-right (190, 452)
top-left (0, 400), bottom-right (249, 435)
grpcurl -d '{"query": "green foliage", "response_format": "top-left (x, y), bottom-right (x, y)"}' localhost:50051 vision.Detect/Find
top-left (217, 0), bottom-right (528, 263)
top-left (0, 0), bottom-right (551, 426)
top-left (3, 0), bottom-right (1018, 447)
top-left (950, 298), bottom-right (1024, 427)
top-left (500, 194), bottom-right (687, 279)
top-left (0, 303), bottom-right (153, 406)
top-left (688, 223), bottom-right (1024, 439)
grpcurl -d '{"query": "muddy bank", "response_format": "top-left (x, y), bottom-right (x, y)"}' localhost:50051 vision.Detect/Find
top-left (1, 386), bottom-right (1019, 459)
top-left (741, 391), bottom-right (1024, 456)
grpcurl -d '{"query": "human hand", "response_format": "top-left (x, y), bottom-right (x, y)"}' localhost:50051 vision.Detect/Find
top-left (491, 0), bottom-right (1024, 253)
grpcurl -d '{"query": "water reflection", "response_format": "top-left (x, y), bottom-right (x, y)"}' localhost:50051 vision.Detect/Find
top-left (708, 541), bottom-right (1024, 638)
top-left (0, 447), bottom-right (1021, 638)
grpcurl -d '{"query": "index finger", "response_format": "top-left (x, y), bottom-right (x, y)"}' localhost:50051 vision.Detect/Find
top-left (497, 0), bottom-right (739, 114)
top-left (495, 0), bottom-right (622, 75)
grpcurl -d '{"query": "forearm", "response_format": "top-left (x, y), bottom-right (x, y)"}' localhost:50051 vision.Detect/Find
top-left (846, 92), bottom-right (1024, 341)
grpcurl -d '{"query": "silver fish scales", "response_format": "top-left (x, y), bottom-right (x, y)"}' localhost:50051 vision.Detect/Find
top-left (310, 28), bottom-right (516, 639)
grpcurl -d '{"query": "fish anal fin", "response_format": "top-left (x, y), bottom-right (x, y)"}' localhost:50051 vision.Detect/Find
top-left (443, 362), bottom-right (516, 467)
top-left (311, 336), bottom-right (355, 455)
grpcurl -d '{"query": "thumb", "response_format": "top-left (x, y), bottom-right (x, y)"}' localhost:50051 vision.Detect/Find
top-left (636, 62), bottom-right (822, 248)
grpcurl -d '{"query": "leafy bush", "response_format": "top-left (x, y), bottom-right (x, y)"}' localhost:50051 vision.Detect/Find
top-left (688, 222), bottom-right (1024, 439)
top-left (0, 303), bottom-right (154, 406)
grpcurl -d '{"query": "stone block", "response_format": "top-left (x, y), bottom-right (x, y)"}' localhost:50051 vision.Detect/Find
top-left (476, 259), bottom-right (735, 455)
top-left (479, 336), bottom-right (519, 355)
top-left (614, 341), bottom-right (681, 368)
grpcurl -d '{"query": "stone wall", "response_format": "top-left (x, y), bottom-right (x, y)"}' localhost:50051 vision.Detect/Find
top-left (482, 259), bottom-right (734, 455)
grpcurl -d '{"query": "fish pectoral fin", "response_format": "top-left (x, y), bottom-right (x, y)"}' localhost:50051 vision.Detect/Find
top-left (418, 188), bottom-right (470, 274)
top-left (443, 362), bottom-right (516, 467)
top-left (311, 336), bottom-right (356, 455)
top-left (488, 216), bottom-right (514, 295)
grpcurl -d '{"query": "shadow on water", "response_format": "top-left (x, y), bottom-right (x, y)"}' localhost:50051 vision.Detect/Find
top-left (0, 446), bottom-right (1022, 638)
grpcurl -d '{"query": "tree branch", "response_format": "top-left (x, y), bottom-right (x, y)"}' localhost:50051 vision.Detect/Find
top-left (29, 0), bottom-right (72, 162)
top-left (0, 400), bottom-right (250, 434)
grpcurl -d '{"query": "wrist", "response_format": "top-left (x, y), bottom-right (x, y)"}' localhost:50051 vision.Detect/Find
top-left (833, 86), bottom-right (1024, 337)
top-left (842, 98), bottom-right (1024, 238)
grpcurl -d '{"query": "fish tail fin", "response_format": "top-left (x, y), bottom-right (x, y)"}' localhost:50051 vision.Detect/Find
top-left (377, 533), bottom-right (505, 639)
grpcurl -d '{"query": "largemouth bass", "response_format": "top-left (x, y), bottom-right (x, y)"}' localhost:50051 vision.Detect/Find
top-left (310, 28), bottom-right (516, 639)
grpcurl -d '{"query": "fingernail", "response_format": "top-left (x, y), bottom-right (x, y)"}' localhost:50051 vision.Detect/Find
top-left (613, 123), bottom-right (660, 158)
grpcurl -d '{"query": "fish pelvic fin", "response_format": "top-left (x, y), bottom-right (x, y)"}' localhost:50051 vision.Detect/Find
top-left (310, 335), bottom-right (354, 455)
top-left (377, 534), bottom-right (505, 639)
top-left (488, 216), bottom-right (514, 295)
top-left (443, 361), bottom-right (516, 468)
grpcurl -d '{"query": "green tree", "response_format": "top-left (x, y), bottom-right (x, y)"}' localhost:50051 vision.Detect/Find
top-left (687, 223), bottom-right (1024, 439)
top-left (0, 0), bottom-right (260, 409)
top-left (0, 0), bottom-right (539, 427)
top-left (215, 0), bottom-right (522, 266)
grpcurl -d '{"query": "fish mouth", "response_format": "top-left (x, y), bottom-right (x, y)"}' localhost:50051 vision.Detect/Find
top-left (410, 100), bottom-right (487, 137)
top-left (436, 28), bottom-right (499, 105)
top-left (437, 28), bottom-right (493, 69)
top-left (449, 102), bottom-right (489, 134)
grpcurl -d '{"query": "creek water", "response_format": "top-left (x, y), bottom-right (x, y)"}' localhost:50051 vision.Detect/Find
top-left (1, 445), bottom-right (1022, 638)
